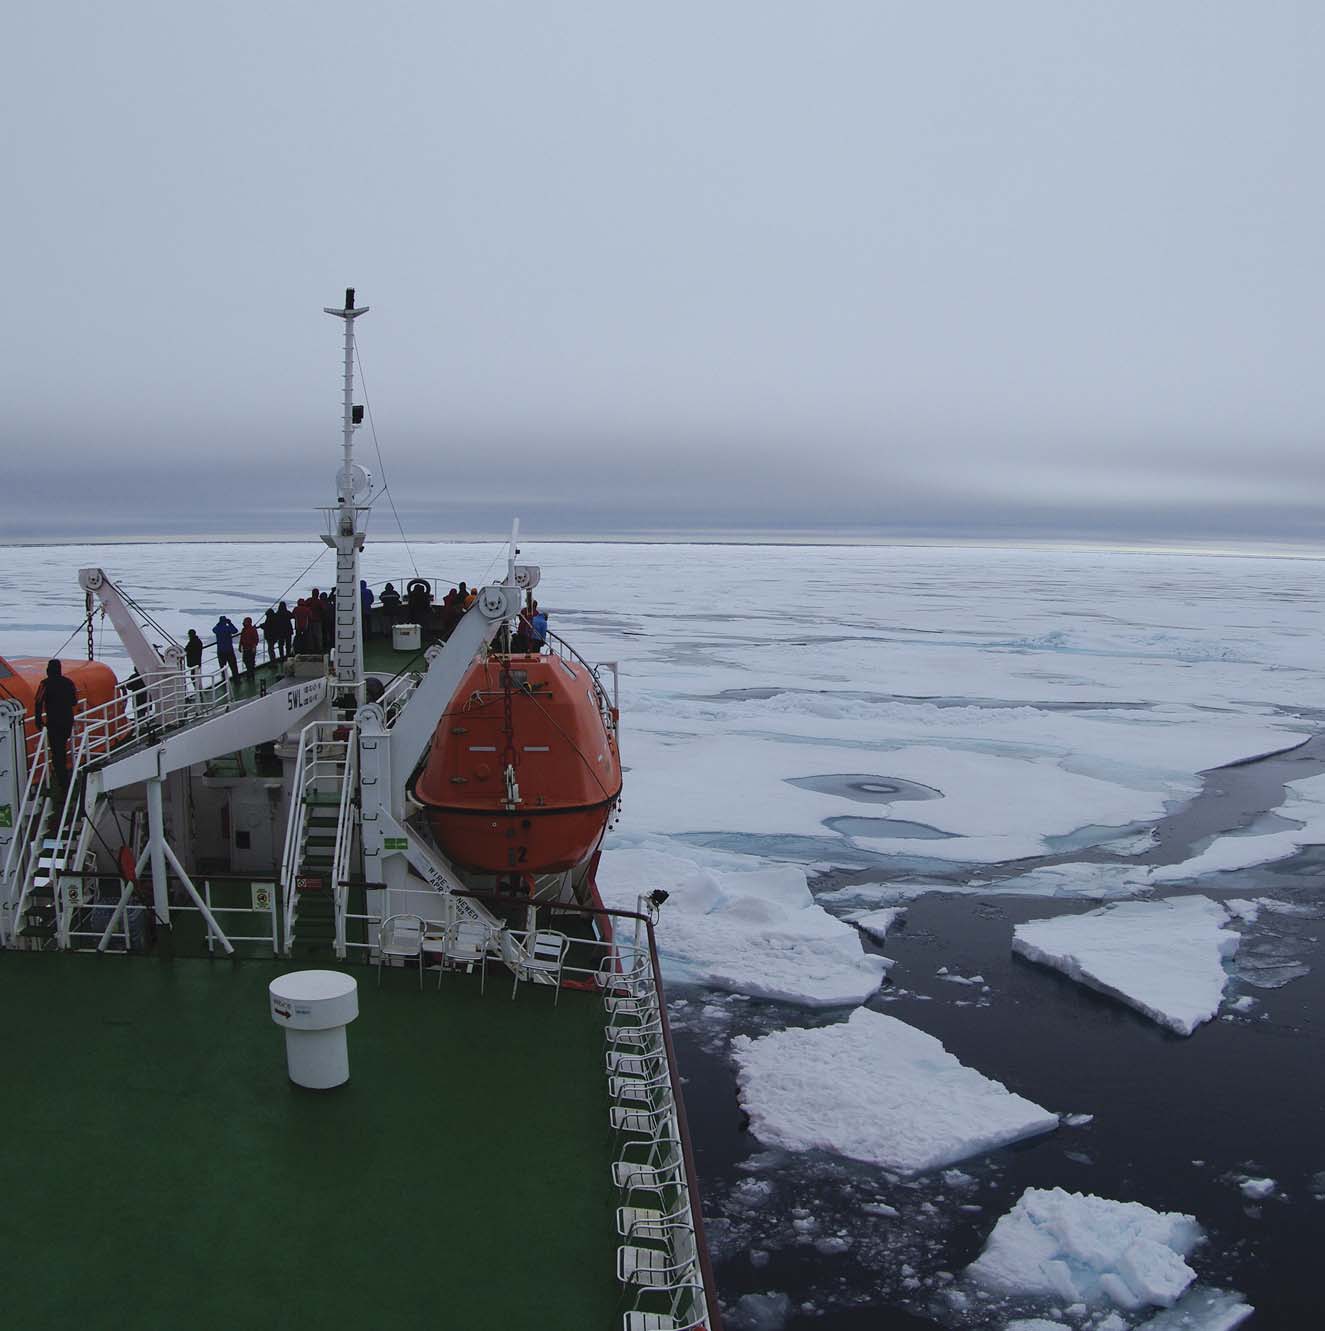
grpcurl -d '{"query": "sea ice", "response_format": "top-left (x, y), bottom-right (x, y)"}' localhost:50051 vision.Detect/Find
top-left (1137, 1288), bottom-right (1254, 1329)
top-left (1152, 772), bottom-right (1325, 882)
top-left (992, 864), bottom-right (1155, 900)
top-left (966, 1187), bottom-right (1203, 1312)
top-left (1012, 897), bottom-right (1239, 1035)
top-left (1237, 1177), bottom-right (1275, 1200)
top-left (847, 906), bottom-right (906, 942)
top-left (732, 1291), bottom-right (791, 1330)
top-left (731, 1008), bottom-right (1058, 1174)
top-left (597, 842), bottom-right (887, 1006)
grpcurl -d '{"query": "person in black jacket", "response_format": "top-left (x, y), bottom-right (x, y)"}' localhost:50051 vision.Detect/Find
top-left (34, 659), bottom-right (78, 790)
top-left (185, 629), bottom-right (205, 690)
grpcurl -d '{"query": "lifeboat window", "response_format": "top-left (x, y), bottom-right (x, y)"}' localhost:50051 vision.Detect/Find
top-left (468, 745), bottom-right (497, 752)
top-left (500, 669), bottom-right (529, 689)
top-left (522, 745), bottom-right (550, 752)
top-left (0, 659), bottom-right (11, 678)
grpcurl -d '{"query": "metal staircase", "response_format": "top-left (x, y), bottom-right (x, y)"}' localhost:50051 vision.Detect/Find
top-left (3, 729), bottom-right (102, 949)
top-left (282, 722), bottom-right (356, 959)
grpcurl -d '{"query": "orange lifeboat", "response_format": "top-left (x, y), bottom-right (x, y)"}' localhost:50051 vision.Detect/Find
top-left (414, 650), bottom-right (621, 875)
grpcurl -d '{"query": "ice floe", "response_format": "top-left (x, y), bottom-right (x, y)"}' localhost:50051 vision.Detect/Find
top-left (1138, 1288), bottom-right (1254, 1329)
top-left (597, 842), bottom-right (887, 1006)
top-left (1012, 897), bottom-right (1240, 1035)
top-left (1237, 1176), bottom-right (1275, 1200)
top-left (966, 1187), bottom-right (1203, 1312)
top-left (846, 905), bottom-right (906, 942)
top-left (731, 1008), bottom-right (1058, 1174)
top-left (991, 863), bottom-right (1155, 900)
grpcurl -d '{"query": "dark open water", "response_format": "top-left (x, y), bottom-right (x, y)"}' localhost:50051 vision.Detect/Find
top-left (674, 740), bottom-right (1325, 1329)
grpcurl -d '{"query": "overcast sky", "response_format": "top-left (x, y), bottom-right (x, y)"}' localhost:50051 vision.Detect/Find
top-left (4, 3), bottom-right (1323, 545)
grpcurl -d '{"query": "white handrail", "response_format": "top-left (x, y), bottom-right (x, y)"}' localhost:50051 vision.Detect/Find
top-left (332, 729), bottom-right (357, 958)
top-left (0, 731), bottom-right (50, 944)
top-left (279, 722), bottom-right (317, 946)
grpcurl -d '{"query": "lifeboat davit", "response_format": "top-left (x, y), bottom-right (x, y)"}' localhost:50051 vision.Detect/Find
top-left (414, 649), bottom-right (622, 876)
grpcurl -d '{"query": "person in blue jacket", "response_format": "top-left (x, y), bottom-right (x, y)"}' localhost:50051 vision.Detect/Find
top-left (530, 604), bottom-right (548, 652)
top-left (212, 615), bottom-right (241, 681)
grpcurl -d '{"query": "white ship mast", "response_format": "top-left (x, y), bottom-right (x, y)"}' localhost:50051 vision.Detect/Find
top-left (322, 287), bottom-right (371, 710)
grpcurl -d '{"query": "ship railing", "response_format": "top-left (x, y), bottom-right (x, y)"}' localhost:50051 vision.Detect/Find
top-left (542, 630), bottom-right (620, 736)
top-left (377, 671), bottom-right (419, 726)
top-left (445, 889), bottom-right (721, 1331)
top-left (280, 720), bottom-right (341, 948)
top-left (56, 871), bottom-right (142, 953)
top-left (0, 730), bottom-right (51, 943)
top-left (279, 723), bottom-right (313, 943)
top-left (56, 870), bottom-right (281, 955)
top-left (51, 665), bottom-right (247, 775)
top-left (332, 732), bottom-right (358, 958)
top-left (6, 718), bottom-right (103, 949)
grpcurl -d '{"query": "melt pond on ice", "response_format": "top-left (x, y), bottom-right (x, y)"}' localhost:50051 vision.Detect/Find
top-left (731, 1008), bottom-right (1058, 1174)
top-left (1012, 897), bottom-right (1240, 1036)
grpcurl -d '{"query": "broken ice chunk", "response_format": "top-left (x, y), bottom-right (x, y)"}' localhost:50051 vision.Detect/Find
top-left (732, 1008), bottom-right (1057, 1174)
top-left (1013, 896), bottom-right (1239, 1035)
top-left (966, 1187), bottom-right (1203, 1311)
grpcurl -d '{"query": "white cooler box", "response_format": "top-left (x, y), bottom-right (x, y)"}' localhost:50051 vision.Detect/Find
top-left (393, 623), bottom-right (422, 651)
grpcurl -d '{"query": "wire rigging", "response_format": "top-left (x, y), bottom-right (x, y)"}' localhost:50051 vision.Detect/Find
top-left (354, 343), bottom-right (420, 578)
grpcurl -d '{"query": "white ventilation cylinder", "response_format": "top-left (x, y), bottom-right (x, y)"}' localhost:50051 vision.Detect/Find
top-left (269, 970), bottom-right (360, 1090)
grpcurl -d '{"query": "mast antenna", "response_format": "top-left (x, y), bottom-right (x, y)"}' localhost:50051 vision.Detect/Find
top-left (322, 287), bottom-right (372, 709)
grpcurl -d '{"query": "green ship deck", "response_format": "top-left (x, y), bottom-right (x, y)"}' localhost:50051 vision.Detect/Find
top-left (0, 952), bottom-right (618, 1330)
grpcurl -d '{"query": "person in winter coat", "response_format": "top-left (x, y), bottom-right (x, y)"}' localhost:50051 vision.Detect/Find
top-left (275, 601), bottom-right (294, 658)
top-left (34, 659), bottom-right (78, 789)
top-left (306, 590), bottom-right (324, 653)
top-left (379, 583), bottom-right (402, 620)
top-left (239, 617), bottom-right (260, 678)
top-left (360, 580), bottom-right (374, 636)
top-left (530, 604), bottom-right (548, 651)
top-left (213, 616), bottom-right (241, 681)
top-left (260, 608), bottom-right (280, 662)
top-left (293, 599), bottom-right (312, 653)
top-left (185, 629), bottom-right (205, 690)
top-left (320, 593), bottom-right (335, 654)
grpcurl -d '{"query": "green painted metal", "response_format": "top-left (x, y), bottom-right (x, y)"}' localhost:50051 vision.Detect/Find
top-left (0, 953), bottom-right (618, 1329)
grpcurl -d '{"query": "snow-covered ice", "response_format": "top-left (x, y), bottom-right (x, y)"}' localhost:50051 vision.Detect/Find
top-left (966, 1187), bottom-right (1203, 1312)
top-left (1012, 897), bottom-right (1241, 1035)
top-left (597, 842), bottom-right (887, 1006)
top-left (1138, 1288), bottom-right (1254, 1329)
top-left (731, 1008), bottom-right (1058, 1174)
top-left (847, 906), bottom-right (906, 942)
top-left (992, 863), bottom-right (1155, 900)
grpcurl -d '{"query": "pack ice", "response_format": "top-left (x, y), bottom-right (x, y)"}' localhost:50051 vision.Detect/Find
top-left (730, 1008), bottom-right (1058, 1174)
top-left (967, 1187), bottom-right (1203, 1312)
top-left (1013, 897), bottom-right (1240, 1035)
top-left (596, 843), bottom-right (887, 1006)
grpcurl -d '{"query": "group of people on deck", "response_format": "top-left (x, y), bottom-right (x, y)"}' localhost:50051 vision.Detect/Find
top-left (190, 578), bottom-right (548, 685)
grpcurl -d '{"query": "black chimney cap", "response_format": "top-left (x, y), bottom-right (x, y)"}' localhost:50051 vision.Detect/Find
top-left (345, 287), bottom-right (355, 309)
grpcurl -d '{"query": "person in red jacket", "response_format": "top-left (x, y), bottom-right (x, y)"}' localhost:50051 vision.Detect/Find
top-left (239, 617), bottom-right (260, 678)
top-left (293, 598), bottom-right (312, 653)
